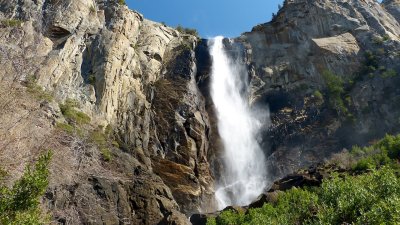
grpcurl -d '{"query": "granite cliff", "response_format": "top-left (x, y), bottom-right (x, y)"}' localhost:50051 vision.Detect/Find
top-left (0, 0), bottom-right (213, 224)
top-left (239, 0), bottom-right (400, 180)
top-left (0, 0), bottom-right (399, 224)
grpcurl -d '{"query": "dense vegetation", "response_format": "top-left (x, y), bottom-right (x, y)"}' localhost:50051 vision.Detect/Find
top-left (208, 134), bottom-right (400, 225)
top-left (322, 70), bottom-right (348, 116)
top-left (0, 151), bottom-right (52, 225)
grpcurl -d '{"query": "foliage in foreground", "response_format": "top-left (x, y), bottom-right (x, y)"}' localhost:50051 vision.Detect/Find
top-left (209, 134), bottom-right (400, 225)
top-left (0, 151), bottom-right (52, 225)
top-left (209, 167), bottom-right (400, 225)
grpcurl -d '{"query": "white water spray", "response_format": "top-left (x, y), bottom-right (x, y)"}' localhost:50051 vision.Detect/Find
top-left (209, 36), bottom-right (267, 209)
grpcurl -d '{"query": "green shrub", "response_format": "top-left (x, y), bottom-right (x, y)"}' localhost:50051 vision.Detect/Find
top-left (372, 36), bottom-right (384, 45)
top-left (315, 167), bottom-right (400, 224)
top-left (348, 134), bottom-right (400, 172)
top-left (90, 128), bottom-right (116, 161)
top-left (209, 134), bottom-right (400, 225)
top-left (210, 167), bottom-right (400, 225)
top-left (59, 99), bottom-right (91, 125)
top-left (87, 74), bottom-right (96, 85)
top-left (90, 129), bottom-right (107, 147)
top-left (25, 76), bottom-right (53, 101)
top-left (105, 124), bottom-right (113, 136)
top-left (377, 134), bottom-right (400, 159)
top-left (89, 5), bottom-right (96, 13)
top-left (176, 25), bottom-right (199, 38)
top-left (215, 210), bottom-right (245, 225)
top-left (322, 70), bottom-right (347, 115)
top-left (363, 50), bottom-right (379, 74)
top-left (313, 90), bottom-right (324, 105)
top-left (381, 69), bottom-right (397, 78)
top-left (55, 122), bottom-right (75, 134)
top-left (0, 151), bottom-right (52, 224)
top-left (0, 167), bottom-right (8, 180)
top-left (206, 217), bottom-right (217, 225)
top-left (382, 34), bottom-right (391, 41)
top-left (1, 19), bottom-right (22, 27)
top-left (100, 148), bottom-right (112, 161)
top-left (353, 157), bottom-right (376, 171)
top-left (118, 0), bottom-right (126, 5)
top-left (111, 141), bottom-right (119, 148)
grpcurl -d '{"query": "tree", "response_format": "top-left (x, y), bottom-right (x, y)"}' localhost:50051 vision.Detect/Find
top-left (0, 151), bottom-right (52, 225)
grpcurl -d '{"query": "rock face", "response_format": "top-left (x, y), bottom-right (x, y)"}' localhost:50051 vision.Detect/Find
top-left (384, 0), bottom-right (400, 22)
top-left (0, 0), bottom-right (214, 224)
top-left (236, 0), bottom-right (400, 181)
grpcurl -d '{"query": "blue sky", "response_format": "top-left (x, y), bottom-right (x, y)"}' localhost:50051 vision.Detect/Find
top-left (126, 0), bottom-right (284, 38)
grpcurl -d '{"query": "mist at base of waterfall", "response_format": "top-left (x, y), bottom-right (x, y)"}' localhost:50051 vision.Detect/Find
top-left (209, 36), bottom-right (269, 209)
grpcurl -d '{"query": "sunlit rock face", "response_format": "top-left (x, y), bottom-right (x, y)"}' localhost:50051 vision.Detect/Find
top-left (0, 0), bottom-right (213, 224)
top-left (383, 0), bottom-right (400, 22)
top-left (238, 0), bottom-right (400, 180)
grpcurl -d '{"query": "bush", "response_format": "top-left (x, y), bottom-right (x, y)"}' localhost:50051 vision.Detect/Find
top-left (381, 69), bottom-right (397, 78)
top-left (210, 134), bottom-right (400, 225)
top-left (90, 129), bottom-right (107, 147)
top-left (25, 76), bottom-right (53, 101)
top-left (210, 167), bottom-right (400, 225)
top-left (353, 157), bottom-right (376, 171)
top-left (313, 90), bottom-right (324, 105)
top-left (89, 5), bottom-right (96, 13)
top-left (176, 25), bottom-right (199, 38)
top-left (382, 34), bottom-right (391, 41)
top-left (322, 70), bottom-right (347, 115)
top-left (372, 36), bottom-right (384, 45)
top-left (59, 99), bottom-right (91, 125)
top-left (1, 19), bottom-right (22, 27)
top-left (215, 209), bottom-right (245, 225)
top-left (55, 122), bottom-right (75, 134)
top-left (377, 134), bottom-right (400, 159)
top-left (87, 74), bottom-right (96, 85)
top-left (100, 148), bottom-right (112, 161)
top-left (90, 128), bottom-right (115, 162)
top-left (0, 151), bottom-right (52, 224)
top-left (118, 0), bottom-right (126, 5)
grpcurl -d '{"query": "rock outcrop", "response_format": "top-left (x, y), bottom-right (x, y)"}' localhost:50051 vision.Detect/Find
top-left (383, 0), bottom-right (400, 22)
top-left (237, 0), bottom-right (400, 181)
top-left (0, 0), bottom-right (214, 224)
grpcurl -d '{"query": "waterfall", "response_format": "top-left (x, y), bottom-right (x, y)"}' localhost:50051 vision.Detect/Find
top-left (209, 36), bottom-right (268, 209)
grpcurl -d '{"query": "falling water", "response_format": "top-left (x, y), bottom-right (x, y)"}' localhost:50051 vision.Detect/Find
top-left (209, 36), bottom-right (267, 209)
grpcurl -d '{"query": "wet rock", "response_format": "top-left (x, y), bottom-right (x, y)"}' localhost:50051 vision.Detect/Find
top-left (190, 214), bottom-right (208, 225)
top-left (248, 192), bottom-right (280, 209)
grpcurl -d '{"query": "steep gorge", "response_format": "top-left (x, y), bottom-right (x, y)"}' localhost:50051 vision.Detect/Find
top-left (0, 0), bottom-right (400, 224)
